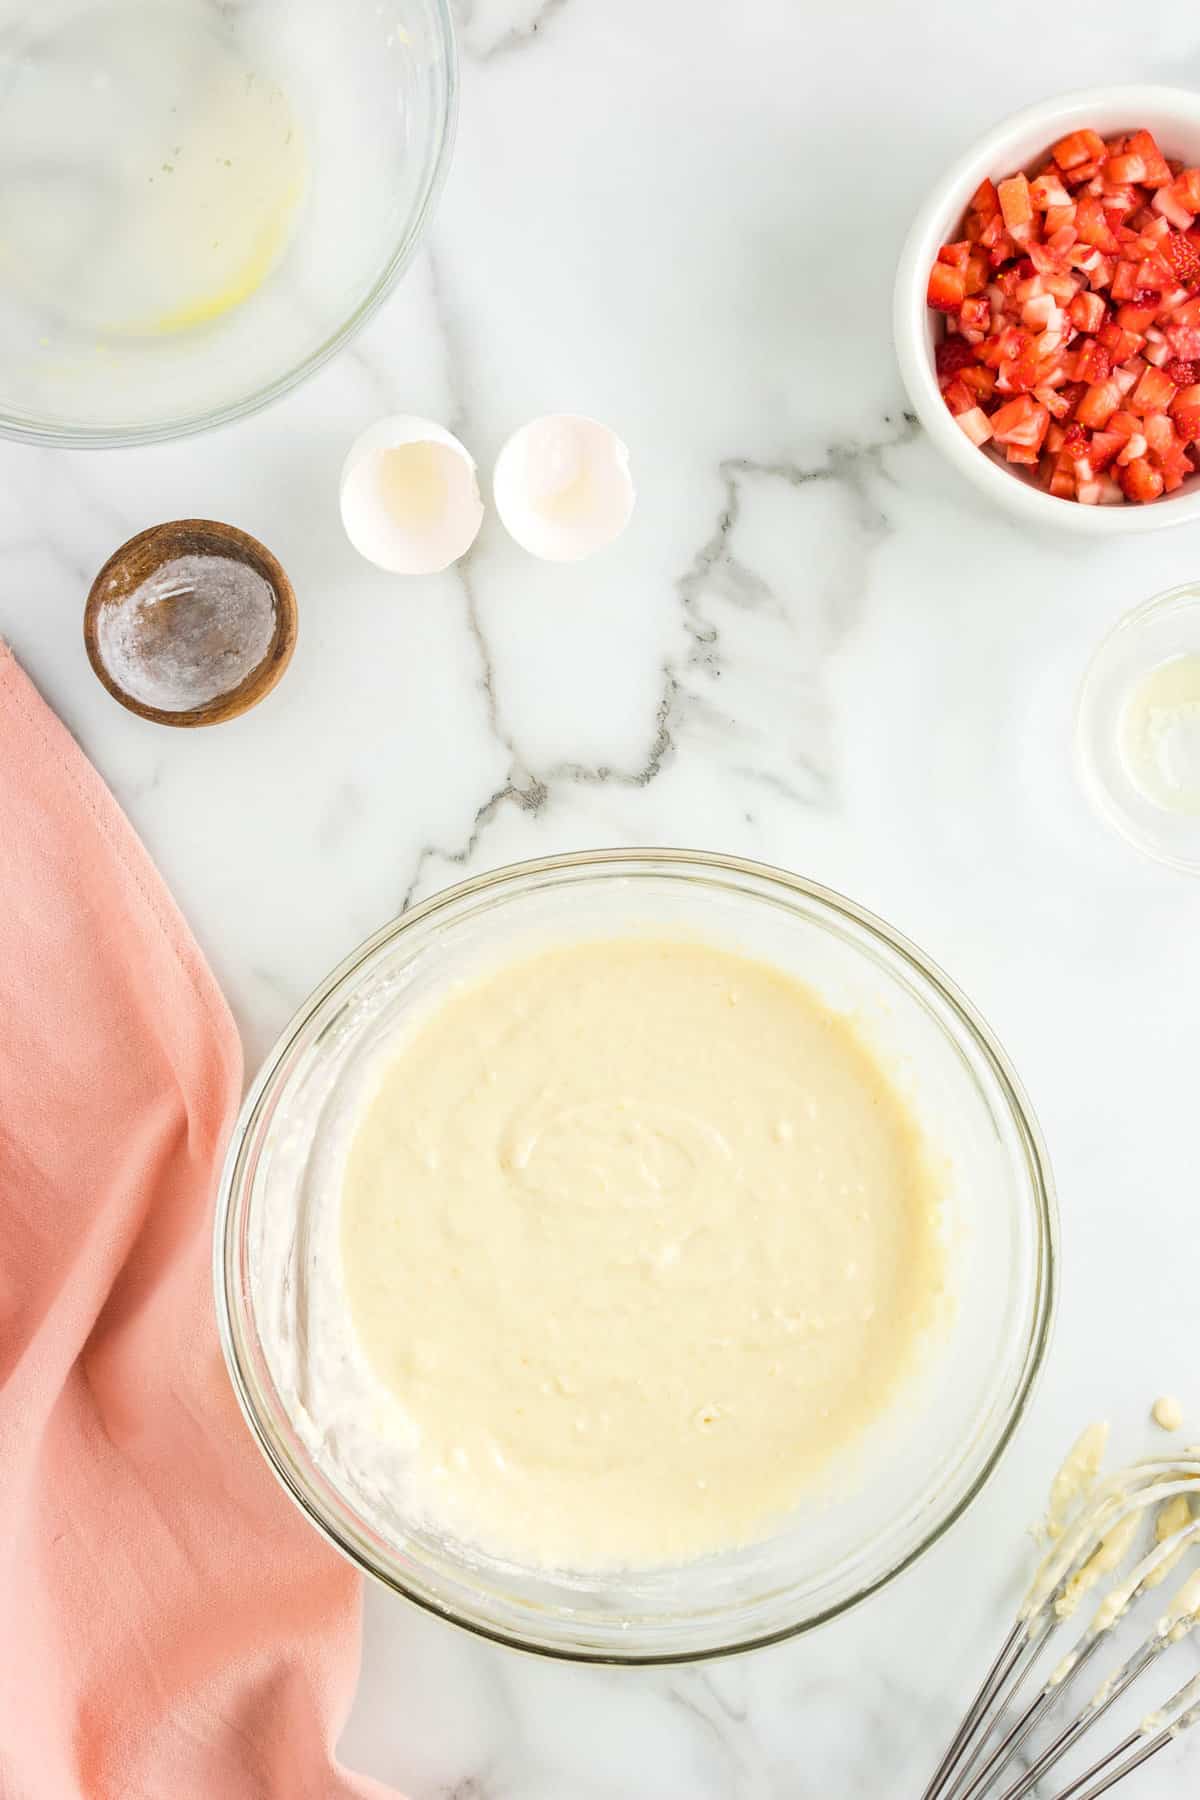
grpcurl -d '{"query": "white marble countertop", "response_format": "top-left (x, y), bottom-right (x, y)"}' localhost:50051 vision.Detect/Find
top-left (4, 0), bottom-right (1200, 1793)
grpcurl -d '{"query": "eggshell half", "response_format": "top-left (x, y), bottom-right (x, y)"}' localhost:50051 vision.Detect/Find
top-left (340, 416), bottom-right (484, 574)
top-left (493, 414), bottom-right (634, 562)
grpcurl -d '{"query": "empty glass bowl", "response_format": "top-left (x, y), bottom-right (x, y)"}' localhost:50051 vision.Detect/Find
top-left (0, 0), bottom-right (455, 445)
top-left (216, 851), bottom-right (1057, 1662)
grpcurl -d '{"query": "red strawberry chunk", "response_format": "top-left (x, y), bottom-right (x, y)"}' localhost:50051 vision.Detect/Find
top-left (935, 338), bottom-right (976, 384)
top-left (1163, 231), bottom-right (1200, 288)
top-left (1166, 324), bottom-right (1200, 360)
top-left (1054, 129), bottom-right (1106, 171)
top-left (1125, 129), bottom-right (1172, 187)
top-left (998, 173), bottom-right (1033, 236)
top-left (1170, 382), bottom-right (1200, 441)
top-left (1153, 187), bottom-right (1196, 231)
top-left (1075, 197), bottom-right (1121, 251)
top-left (1165, 357), bottom-right (1200, 386)
top-left (928, 262), bottom-right (966, 312)
top-left (1073, 338), bottom-right (1111, 384)
top-left (938, 241), bottom-right (971, 272)
top-left (1076, 378), bottom-right (1123, 428)
top-left (1132, 364), bottom-right (1178, 411)
top-left (1030, 172), bottom-right (1071, 210)
top-left (1069, 290), bottom-right (1107, 333)
top-left (1169, 169), bottom-right (1200, 213)
top-left (1119, 456), bottom-right (1165, 501)
top-left (990, 394), bottom-right (1050, 450)
top-left (970, 177), bottom-right (1001, 217)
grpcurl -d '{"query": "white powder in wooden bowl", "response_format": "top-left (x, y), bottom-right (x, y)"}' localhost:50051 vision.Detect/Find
top-left (96, 553), bottom-right (277, 713)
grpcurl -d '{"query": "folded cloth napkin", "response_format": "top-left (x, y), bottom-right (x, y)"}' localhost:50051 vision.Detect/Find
top-left (0, 646), bottom-right (392, 1800)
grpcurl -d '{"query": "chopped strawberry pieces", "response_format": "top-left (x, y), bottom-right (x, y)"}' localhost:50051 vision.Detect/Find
top-left (998, 173), bottom-right (1033, 236)
top-left (928, 262), bottom-right (966, 312)
top-left (1053, 129), bottom-right (1106, 171)
top-left (926, 125), bottom-right (1200, 503)
top-left (1163, 231), bottom-right (1200, 289)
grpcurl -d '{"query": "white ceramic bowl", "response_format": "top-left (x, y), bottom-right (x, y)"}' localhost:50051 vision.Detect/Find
top-left (894, 85), bottom-right (1200, 534)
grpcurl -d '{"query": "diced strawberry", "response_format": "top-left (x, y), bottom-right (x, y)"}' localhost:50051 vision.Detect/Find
top-left (969, 177), bottom-right (1001, 217)
top-left (1104, 152), bottom-right (1147, 186)
top-left (1075, 377), bottom-right (1123, 428)
top-left (1143, 411), bottom-right (1178, 457)
top-left (1107, 409), bottom-right (1143, 439)
top-left (965, 248), bottom-right (991, 294)
top-left (1170, 382), bottom-right (1200, 442)
top-left (924, 126), bottom-right (1200, 505)
top-left (998, 173), bottom-right (1033, 236)
top-left (989, 394), bottom-right (1050, 450)
top-left (1087, 430), bottom-right (1124, 471)
top-left (1072, 338), bottom-right (1111, 384)
top-left (1030, 171), bottom-right (1071, 210)
top-left (1117, 299), bottom-right (1162, 333)
top-left (1132, 364), bottom-right (1178, 412)
top-left (1022, 291), bottom-right (1057, 329)
top-left (928, 262), bottom-right (966, 312)
top-left (1048, 458), bottom-right (1077, 498)
top-left (1067, 290), bottom-right (1105, 334)
top-left (1075, 196), bottom-right (1121, 252)
top-left (1163, 231), bottom-right (1200, 289)
top-left (1119, 456), bottom-right (1166, 501)
top-left (1167, 169), bottom-right (1200, 214)
top-left (1045, 203), bottom-right (1078, 236)
top-left (954, 406), bottom-right (993, 447)
top-left (943, 378), bottom-right (975, 415)
top-left (1153, 187), bottom-right (1196, 231)
top-left (1125, 129), bottom-right (1172, 187)
top-left (1166, 324), bottom-right (1200, 359)
top-left (1061, 421), bottom-right (1090, 459)
top-left (960, 363), bottom-right (996, 401)
top-left (1110, 259), bottom-right (1143, 301)
top-left (1054, 128), bottom-right (1106, 171)
top-left (935, 337), bottom-right (976, 385)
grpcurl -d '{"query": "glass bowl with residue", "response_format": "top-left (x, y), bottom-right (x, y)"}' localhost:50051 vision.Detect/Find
top-left (0, 0), bottom-right (455, 446)
top-left (215, 850), bottom-right (1058, 1663)
top-left (1077, 582), bottom-right (1200, 875)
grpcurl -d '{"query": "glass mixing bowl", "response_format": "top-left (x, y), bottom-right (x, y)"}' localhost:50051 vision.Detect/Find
top-left (0, 0), bottom-right (455, 446)
top-left (215, 851), bottom-right (1057, 1663)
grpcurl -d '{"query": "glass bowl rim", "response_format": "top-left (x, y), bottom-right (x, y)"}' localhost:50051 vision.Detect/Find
top-left (1075, 579), bottom-right (1200, 876)
top-left (214, 847), bottom-right (1059, 1664)
top-left (0, 0), bottom-right (458, 450)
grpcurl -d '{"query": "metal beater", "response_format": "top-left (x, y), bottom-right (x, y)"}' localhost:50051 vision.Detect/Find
top-left (922, 1430), bottom-right (1200, 1800)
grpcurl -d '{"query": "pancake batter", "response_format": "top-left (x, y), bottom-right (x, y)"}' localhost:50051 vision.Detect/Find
top-left (340, 938), bottom-right (944, 1568)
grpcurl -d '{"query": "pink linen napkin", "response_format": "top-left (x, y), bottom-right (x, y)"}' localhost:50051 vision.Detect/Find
top-left (0, 646), bottom-right (393, 1800)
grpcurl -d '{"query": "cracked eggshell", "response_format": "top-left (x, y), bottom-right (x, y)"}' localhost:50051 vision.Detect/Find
top-left (340, 416), bottom-right (484, 574)
top-left (493, 413), bottom-right (634, 562)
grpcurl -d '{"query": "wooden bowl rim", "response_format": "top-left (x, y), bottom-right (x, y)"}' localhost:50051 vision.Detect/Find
top-left (83, 518), bottom-right (298, 728)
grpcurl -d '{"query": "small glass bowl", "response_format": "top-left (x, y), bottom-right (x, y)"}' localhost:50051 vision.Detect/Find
top-left (1077, 583), bottom-right (1200, 875)
top-left (215, 850), bottom-right (1057, 1663)
top-left (0, 0), bottom-right (455, 446)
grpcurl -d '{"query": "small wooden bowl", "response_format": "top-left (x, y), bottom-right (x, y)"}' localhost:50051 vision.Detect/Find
top-left (84, 519), bottom-right (298, 728)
